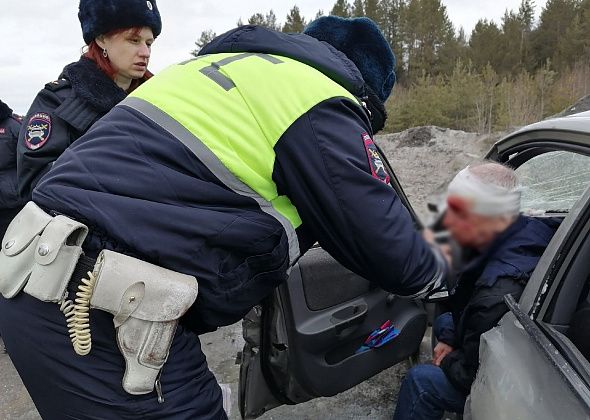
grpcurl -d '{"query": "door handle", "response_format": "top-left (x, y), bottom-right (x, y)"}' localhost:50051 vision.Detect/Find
top-left (330, 303), bottom-right (368, 335)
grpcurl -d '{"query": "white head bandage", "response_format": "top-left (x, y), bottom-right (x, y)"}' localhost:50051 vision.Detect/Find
top-left (447, 166), bottom-right (521, 216)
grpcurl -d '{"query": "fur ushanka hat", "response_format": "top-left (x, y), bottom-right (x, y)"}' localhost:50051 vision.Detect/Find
top-left (304, 16), bottom-right (396, 103)
top-left (79, 0), bottom-right (162, 45)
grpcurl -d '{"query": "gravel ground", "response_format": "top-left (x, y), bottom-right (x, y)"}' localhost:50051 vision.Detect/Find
top-left (0, 327), bottom-right (433, 420)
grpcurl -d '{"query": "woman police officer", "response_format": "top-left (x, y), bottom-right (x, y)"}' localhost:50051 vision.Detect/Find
top-left (17, 0), bottom-right (161, 200)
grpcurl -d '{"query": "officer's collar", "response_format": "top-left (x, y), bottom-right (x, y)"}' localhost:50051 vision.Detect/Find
top-left (62, 57), bottom-right (127, 113)
top-left (359, 86), bottom-right (387, 134)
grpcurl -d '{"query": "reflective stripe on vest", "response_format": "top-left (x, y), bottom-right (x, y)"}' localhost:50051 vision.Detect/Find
top-left (125, 52), bottom-right (360, 264)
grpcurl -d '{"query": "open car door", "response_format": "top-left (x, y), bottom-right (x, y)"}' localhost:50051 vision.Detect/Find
top-left (239, 144), bottom-right (429, 418)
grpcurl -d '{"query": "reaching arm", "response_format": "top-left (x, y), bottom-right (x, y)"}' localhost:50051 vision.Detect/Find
top-left (274, 98), bottom-right (446, 296)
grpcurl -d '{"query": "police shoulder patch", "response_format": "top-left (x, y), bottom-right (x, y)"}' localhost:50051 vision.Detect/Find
top-left (362, 132), bottom-right (391, 185)
top-left (25, 112), bottom-right (52, 150)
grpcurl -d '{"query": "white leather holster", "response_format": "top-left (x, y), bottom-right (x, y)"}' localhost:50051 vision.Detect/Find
top-left (90, 250), bottom-right (199, 395)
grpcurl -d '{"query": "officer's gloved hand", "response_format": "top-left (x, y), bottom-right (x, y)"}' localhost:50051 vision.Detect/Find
top-left (419, 244), bottom-right (451, 302)
top-left (395, 242), bottom-right (450, 302)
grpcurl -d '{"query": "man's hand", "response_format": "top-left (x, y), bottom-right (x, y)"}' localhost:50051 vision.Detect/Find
top-left (432, 342), bottom-right (453, 366)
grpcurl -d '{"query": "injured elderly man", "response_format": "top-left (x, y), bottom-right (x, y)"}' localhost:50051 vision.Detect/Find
top-left (393, 161), bottom-right (560, 420)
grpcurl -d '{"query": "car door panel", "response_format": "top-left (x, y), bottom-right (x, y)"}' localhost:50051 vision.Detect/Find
top-left (240, 246), bottom-right (427, 419)
top-left (275, 247), bottom-right (427, 396)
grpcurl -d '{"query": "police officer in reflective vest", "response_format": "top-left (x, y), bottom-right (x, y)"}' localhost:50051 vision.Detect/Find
top-left (0, 17), bottom-right (447, 419)
top-left (0, 100), bottom-right (23, 237)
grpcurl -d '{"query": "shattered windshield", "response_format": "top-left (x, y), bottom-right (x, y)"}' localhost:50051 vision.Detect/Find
top-left (516, 151), bottom-right (590, 214)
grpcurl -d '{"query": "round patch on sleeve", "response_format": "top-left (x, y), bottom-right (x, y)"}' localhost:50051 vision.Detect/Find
top-left (25, 112), bottom-right (52, 150)
top-left (362, 132), bottom-right (391, 185)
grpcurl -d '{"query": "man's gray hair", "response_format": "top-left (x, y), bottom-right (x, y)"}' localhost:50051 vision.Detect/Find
top-left (468, 160), bottom-right (519, 191)
top-left (446, 160), bottom-right (521, 217)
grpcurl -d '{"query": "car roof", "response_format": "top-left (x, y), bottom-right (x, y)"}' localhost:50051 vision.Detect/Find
top-left (486, 110), bottom-right (590, 161)
top-left (506, 110), bottom-right (590, 138)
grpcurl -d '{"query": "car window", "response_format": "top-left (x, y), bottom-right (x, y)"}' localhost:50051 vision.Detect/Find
top-left (516, 151), bottom-right (590, 213)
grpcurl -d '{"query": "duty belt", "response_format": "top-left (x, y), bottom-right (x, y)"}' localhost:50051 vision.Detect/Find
top-left (66, 255), bottom-right (96, 294)
top-left (0, 202), bottom-right (199, 401)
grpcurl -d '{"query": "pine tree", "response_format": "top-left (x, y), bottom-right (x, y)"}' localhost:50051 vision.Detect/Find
top-left (469, 19), bottom-right (503, 72)
top-left (352, 0), bottom-right (364, 17)
top-left (246, 10), bottom-right (280, 30)
top-left (330, 0), bottom-right (352, 17)
top-left (518, 0), bottom-right (535, 29)
top-left (517, 0), bottom-right (535, 70)
top-left (403, 0), bottom-right (456, 80)
top-left (265, 10), bottom-right (281, 31)
top-left (531, 0), bottom-right (579, 70)
top-left (282, 6), bottom-right (307, 33)
top-left (500, 11), bottom-right (526, 75)
top-left (380, 0), bottom-right (405, 80)
top-left (577, 0), bottom-right (590, 61)
top-left (248, 13), bottom-right (266, 26)
top-left (190, 30), bottom-right (217, 56)
top-left (315, 10), bottom-right (325, 19)
top-left (364, 0), bottom-right (380, 22)
top-left (556, 0), bottom-right (590, 68)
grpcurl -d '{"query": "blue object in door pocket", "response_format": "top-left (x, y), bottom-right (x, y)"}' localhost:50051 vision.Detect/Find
top-left (356, 320), bottom-right (400, 354)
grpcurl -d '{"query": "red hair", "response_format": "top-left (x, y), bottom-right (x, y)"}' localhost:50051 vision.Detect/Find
top-left (84, 27), bottom-right (153, 93)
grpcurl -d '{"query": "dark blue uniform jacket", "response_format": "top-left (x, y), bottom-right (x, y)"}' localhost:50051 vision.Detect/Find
top-left (34, 26), bottom-right (439, 334)
top-left (435, 215), bottom-right (560, 394)
top-left (17, 57), bottom-right (127, 200)
top-left (0, 101), bottom-right (23, 236)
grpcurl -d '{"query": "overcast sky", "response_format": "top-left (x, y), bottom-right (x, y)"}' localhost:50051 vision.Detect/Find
top-left (1, 1), bottom-right (547, 114)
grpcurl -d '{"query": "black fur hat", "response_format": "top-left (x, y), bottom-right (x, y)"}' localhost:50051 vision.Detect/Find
top-left (79, 0), bottom-right (162, 45)
top-left (304, 16), bottom-right (396, 103)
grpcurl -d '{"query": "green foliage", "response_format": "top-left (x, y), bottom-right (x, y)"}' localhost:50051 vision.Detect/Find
top-left (364, 0), bottom-right (380, 22)
top-left (247, 10), bottom-right (281, 31)
top-left (531, 0), bottom-right (579, 70)
top-left (386, 74), bottom-right (451, 132)
top-left (190, 29), bottom-right (217, 56)
top-left (352, 0), bottom-right (364, 17)
top-left (402, 0), bottom-right (456, 80)
top-left (330, 0), bottom-right (352, 17)
top-left (469, 20), bottom-right (503, 72)
top-left (282, 5), bottom-right (307, 33)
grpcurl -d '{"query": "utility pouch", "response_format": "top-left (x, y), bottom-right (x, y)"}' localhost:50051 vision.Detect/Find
top-left (0, 202), bottom-right (53, 298)
top-left (90, 250), bottom-right (199, 395)
top-left (24, 214), bottom-right (88, 302)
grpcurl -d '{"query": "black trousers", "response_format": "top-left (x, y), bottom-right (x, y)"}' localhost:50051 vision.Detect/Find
top-left (0, 292), bottom-right (227, 420)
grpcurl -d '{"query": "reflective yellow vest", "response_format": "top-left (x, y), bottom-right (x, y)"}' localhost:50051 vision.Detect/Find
top-left (124, 52), bottom-right (361, 263)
